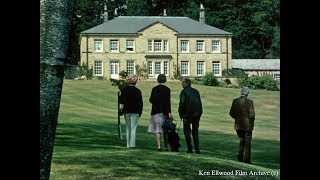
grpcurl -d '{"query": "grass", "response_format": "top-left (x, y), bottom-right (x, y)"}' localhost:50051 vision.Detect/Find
top-left (50, 79), bottom-right (280, 180)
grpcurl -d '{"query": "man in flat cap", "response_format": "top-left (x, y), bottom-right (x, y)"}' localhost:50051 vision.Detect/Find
top-left (229, 86), bottom-right (255, 164)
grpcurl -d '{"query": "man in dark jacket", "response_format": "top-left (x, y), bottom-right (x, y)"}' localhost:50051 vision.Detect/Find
top-left (178, 77), bottom-right (203, 154)
top-left (229, 86), bottom-right (255, 164)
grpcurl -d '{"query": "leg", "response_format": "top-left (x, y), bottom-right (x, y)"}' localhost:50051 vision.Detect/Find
top-left (243, 131), bottom-right (252, 164)
top-left (129, 114), bottom-right (139, 148)
top-left (191, 118), bottom-right (200, 153)
top-left (236, 130), bottom-right (245, 162)
top-left (156, 133), bottom-right (161, 151)
top-left (183, 118), bottom-right (192, 153)
top-left (124, 114), bottom-right (131, 148)
top-left (163, 129), bottom-right (169, 151)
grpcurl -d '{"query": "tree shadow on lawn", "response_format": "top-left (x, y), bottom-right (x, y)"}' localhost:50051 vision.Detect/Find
top-left (52, 121), bottom-right (280, 179)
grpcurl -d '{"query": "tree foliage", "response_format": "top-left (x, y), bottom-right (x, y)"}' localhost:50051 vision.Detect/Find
top-left (67, 0), bottom-right (280, 65)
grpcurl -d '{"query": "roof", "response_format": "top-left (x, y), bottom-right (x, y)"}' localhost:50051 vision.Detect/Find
top-left (232, 59), bottom-right (280, 70)
top-left (81, 16), bottom-right (233, 36)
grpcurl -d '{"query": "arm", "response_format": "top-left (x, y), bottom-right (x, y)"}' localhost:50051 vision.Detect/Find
top-left (168, 89), bottom-right (172, 119)
top-left (138, 90), bottom-right (143, 117)
top-left (178, 90), bottom-right (186, 118)
top-left (249, 100), bottom-right (255, 121)
top-left (229, 99), bottom-right (236, 119)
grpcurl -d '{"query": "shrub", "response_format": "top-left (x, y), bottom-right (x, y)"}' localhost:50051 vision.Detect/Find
top-left (110, 70), bottom-right (128, 91)
top-left (242, 75), bottom-right (279, 91)
top-left (202, 73), bottom-right (219, 86)
top-left (219, 81), bottom-right (228, 88)
top-left (78, 63), bottom-right (93, 80)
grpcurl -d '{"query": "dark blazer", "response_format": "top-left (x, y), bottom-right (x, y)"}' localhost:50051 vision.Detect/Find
top-left (119, 85), bottom-right (143, 116)
top-left (149, 84), bottom-right (171, 116)
top-left (229, 96), bottom-right (255, 131)
top-left (178, 86), bottom-right (203, 120)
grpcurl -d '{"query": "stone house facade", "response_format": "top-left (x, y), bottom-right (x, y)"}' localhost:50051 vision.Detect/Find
top-left (231, 59), bottom-right (280, 81)
top-left (79, 16), bottom-right (233, 80)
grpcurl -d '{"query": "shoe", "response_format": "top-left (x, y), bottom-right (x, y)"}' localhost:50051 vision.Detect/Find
top-left (186, 150), bottom-right (193, 153)
top-left (158, 148), bottom-right (162, 152)
top-left (195, 150), bottom-right (201, 154)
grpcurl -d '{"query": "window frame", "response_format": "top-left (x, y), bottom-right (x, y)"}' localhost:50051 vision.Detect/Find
top-left (212, 40), bottom-right (221, 53)
top-left (196, 40), bottom-right (205, 53)
top-left (181, 61), bottom-right (189, 76)
top-left (126, 40), bottom-right (135, 52)
top-left (94, 60), bottom-right (103, 76)
top-left (126, 60), bottom-right (135, 75)
top-left (196, 61), bottom-right (205, 76)
top-left (110, 39), bottom-right (119, 52)
top-left (180, 40), bottom-right (189, 52)
top-left (212, 61), bottom-right (221, 76)
top-left (94, 39), bottom-right (103, 52)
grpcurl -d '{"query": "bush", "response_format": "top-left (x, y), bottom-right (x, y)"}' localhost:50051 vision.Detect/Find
top-left (110, 70), bottom-right (128, 91)
top-left (242, 75), bottom-right (279, 91)
top-left (202, 73), bottom-right (219, 86)
top-left (78, 63), bottom-right (93, 80)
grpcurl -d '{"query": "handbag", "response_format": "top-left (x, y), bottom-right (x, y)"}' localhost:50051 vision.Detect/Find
top-left (162, 118), bottom-right (176, 131)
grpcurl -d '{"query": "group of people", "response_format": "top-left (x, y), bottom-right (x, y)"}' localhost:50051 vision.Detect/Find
top-left (119, 74), bottom-right (255, 164)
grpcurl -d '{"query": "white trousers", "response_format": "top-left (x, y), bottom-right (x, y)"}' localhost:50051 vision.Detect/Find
top-left (124, 113), bottom-right (139, 148)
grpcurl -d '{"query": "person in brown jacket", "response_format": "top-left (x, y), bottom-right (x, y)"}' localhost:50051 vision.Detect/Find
top-left (229, 86), bottom-right (255, 164)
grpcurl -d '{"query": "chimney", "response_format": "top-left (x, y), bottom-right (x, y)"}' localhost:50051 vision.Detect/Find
top-left (199, 3), bottom-right (205, 23)
top-left (103, 4), bottom-right (108, 22)
top-left (163, 9), bottom-right (167, 16)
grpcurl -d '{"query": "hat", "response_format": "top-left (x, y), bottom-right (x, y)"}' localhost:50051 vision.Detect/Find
top-left (241, 86), bottom-right (250, 96)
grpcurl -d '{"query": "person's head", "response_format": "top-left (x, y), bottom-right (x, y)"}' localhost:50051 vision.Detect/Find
top-left (240, 86), bottom-right (250, 97)
top-left (157, 74), bottom-right (166, 83)
top-left (181, 77), bottom-right (191, 88)
top-left (126, 74), bottom-right (138, 85)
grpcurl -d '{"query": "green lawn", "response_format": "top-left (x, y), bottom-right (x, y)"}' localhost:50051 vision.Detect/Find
top-left (50, 79), bottom-right (280, 180)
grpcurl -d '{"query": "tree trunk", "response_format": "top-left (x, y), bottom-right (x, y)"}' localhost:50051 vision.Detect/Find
top-left (40, 0), bottom-right (74, 179)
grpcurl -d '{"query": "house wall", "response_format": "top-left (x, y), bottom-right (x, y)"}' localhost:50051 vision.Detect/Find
top-left (80, 23), bottom-right (232, 80)
top-left (245, 70), bottom-right (280, 80)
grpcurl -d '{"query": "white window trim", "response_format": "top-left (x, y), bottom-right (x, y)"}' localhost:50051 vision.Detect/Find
top-left (181, 61), bottom-right (189, 76)
top-left (197, 61), bottom-right (205, 76)
top-left (126, 60), bottom-right (136, 75)
top-left (126, 40), bottom-right (135, 52)
top-left (148, 39), bottom-right (169, 52)
top-left (180, 40), bottom-right (189, 53)
top-left (212, 40), bottom-right (221, 53)
top-left (273, 73), bottom-right (280, 80)
top-left (110, 40), bottom-right (119, 52)
top-left (94, 39), bottom-right (103, 52)
top-left (94, 60), bottom-right (103, 76)
top-left (196, 40), bottom-right (205, 53)
top-left (212, 61), bottom-right (221, 77)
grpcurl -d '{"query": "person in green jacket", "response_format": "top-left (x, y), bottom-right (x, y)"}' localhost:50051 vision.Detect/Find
top-left (178, 77), bottom-right (203, 154)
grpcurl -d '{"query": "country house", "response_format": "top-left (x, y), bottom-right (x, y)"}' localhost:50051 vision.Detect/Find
top-left (79, 7), bottom-right (233, 80)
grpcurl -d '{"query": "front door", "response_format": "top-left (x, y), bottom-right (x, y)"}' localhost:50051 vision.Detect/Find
top-left (110, 61), bottom-right (119, 79)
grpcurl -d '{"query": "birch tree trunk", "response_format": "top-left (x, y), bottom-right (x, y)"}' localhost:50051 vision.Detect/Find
top-left (40, 0), bottom-right (74, 179)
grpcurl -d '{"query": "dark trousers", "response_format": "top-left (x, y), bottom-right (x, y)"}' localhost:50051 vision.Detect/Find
top-left (236, 130), bottom-right (252, 163)
top-left (183, 118), bottom-right (200, 152)
top-left (163, 129), bottom-right (168, 148)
